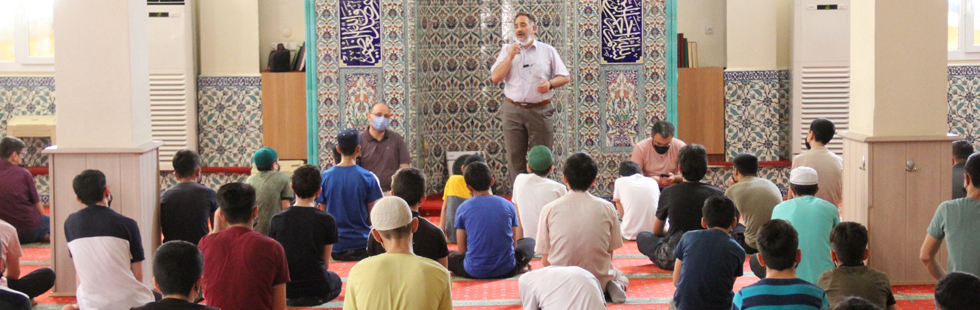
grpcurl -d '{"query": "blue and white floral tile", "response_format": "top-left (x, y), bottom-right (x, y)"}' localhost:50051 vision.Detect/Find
top-left (724, 71), bottom-right (788, 162)
top-left (0, 77), bottom-right (56, 139)
top-left (33, 174), bottom-right (49, 205)
top-left (948, 68), bottom-right (980, 149)
top-left (197, 77), bottom-right (263, 168)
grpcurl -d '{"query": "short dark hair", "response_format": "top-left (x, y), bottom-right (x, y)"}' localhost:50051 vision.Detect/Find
top-left (954, 140), bottom-right (975, 162)
top-left (829, 222), bottom-right (868, 265)
top-left (515, 12), bottom-right (535, 25)
top-left (619, 161), bottom-right (642, 177)
top-left (337, 143), bottom-right (357, 157)
top-left (650, 121), bottom-right (675, 138)
top-left (452, 155), bottom-right (470, 175)
top-left (332, 147), bottom-right (342, 164)
top-left (73, 170), bottom-right (107, 205)
top-left (678, 144), bottom-right (708, 182)
top-left (831, 297), bottom-right (882, 310)
top-left (563, 153), bottom-right (598, 191)
top-left (0, 137), bottom-right (26, 160)
top-left (935, 272), bottom-right (980, 310)
top-left (733, 153), bottom-right (759, 176)
top-left (463, 154), bottom-right (485, 168)
top-left (809, 118), bottom-right (836, 144)
top-left (379, 222), bottom-right (413, 240)
top-left (153, 241), bottom-right (203, 296)
top-left (217, 183), bottom-right (257, 225)
top-left (702, 196), bottom-right (737, 229)
top-left (791, 184), bottom-right (819, 196)
top-left (757, 219), bottom-right (799, 271)
top-left (463, 162), bottom-right (493, 191)
top-left (172, 150), bottom-right (201, 179)
top-left (530, 166), bottom-right (551, 177)
top-left (392, 168), bottom-right (426, 207)
top-left (291, 165), bottom-right (322, 199)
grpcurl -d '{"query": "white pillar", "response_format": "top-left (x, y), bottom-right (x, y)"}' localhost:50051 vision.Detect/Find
top-left (47, 0), bottom-right (160, 295)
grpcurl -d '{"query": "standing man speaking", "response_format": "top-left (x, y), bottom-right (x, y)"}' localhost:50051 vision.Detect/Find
top-left (490, 12), bottom-right (571, 183)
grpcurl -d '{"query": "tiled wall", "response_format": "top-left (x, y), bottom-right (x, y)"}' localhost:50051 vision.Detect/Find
top-left (948, 66), bottom-right (980, 149)
top-left (1, 77), bottom-right (56, 203)
top-left (197, 76), bottom-right (264, 168)
top-left (724, 70), bottom-right (791, 161)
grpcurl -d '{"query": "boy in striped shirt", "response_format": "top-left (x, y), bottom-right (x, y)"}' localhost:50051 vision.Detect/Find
top-left (733, 219), bottom-right (830, 310)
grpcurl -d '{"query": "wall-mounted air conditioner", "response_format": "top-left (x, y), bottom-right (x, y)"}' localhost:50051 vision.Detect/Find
top-left (792, 0), bottom-right (850, 156)
top-left (148, 0), bottom-right (196, 171)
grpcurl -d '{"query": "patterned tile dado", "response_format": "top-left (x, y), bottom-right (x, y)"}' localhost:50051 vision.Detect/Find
top-left (724, 70), bottom-right (790, 162)
top-left (159, 171), bottom-right (248, 193)
top-left (197, 76), bottom-right (263, 167)
top-left (0, 77), bottom-right (56, 138)
top-left (948, 66), bottom-right (980, 150)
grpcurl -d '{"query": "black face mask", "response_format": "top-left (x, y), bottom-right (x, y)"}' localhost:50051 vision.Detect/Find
top-left (411, 211), bottom-right (420, 218)
top-left (107, 193), bottom-right (113, 209)
top-left (654, 145), bottom-right (670, 155)
top-left (804, 138), bottom-right (811, 150)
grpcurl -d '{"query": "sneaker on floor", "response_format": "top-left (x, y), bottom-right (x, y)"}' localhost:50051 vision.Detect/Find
top-left (606, 281), bottom-right (627, 304)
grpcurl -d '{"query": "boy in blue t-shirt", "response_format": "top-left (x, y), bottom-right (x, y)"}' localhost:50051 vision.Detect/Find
top-left (316, 128), bottom-right (384, 261)
top-left (672, 195), bottom-right (745, 310)
top-left (733, 219), bottom-right (830, 310)
top-left (448, 162), bottom-right (534, 279)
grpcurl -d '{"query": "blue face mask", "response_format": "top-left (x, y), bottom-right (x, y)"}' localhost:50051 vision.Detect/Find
top-left (372, 116), bottom-right (390, 131)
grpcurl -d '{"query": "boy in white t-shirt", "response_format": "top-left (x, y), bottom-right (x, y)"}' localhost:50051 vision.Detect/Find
top-left (512, 146), bottom-right (567, 241)
top-left (613, 161), bottom-right (660, 240)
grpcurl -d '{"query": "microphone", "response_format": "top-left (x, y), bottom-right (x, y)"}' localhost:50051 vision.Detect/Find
top-left (523, 64), bottom-right (529, 68)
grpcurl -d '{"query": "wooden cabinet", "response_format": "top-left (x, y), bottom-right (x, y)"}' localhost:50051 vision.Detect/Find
top-left (842, 132), bottom-right (956, 284)
top-left (260, 72), bottom-right (307, 161)
top-left (677, 67), bottom-right (724, 155)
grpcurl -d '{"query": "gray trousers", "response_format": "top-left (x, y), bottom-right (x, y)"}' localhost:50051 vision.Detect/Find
top-left (501, 100), bottom-right (555, 183)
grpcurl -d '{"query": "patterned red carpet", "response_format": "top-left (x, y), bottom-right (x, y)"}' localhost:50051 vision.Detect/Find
top-left (26, 203), bottom-right (938, 309)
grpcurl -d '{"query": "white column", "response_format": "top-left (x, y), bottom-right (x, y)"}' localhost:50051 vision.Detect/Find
top-left (48, 0), bottom-right (160, 295)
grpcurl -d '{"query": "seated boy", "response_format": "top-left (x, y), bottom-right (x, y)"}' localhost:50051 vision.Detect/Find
top-left (440, 154), bottom-right (471, 243)
top-left (64, 170), bottom-right (155, 310)
top-left (671, 196), bottom-right (745, 310)
top-left (449, 162), bottom-right (534, 279)
top-left (270, 165), bottom-right (343, 306)
top-left (0, 218), bottom-right (55, 303)
top-left (535, 153), bottom-right (628, 303)
top-left (935, 272), bottom-right (980, 310)
top-left (613, 161), bottom-right (660, 240)
top-left (513, 146), bottom-right (567, 242)
top-left (246, 147), bottom-right (294, 235)
top-left (767, 167), bottom-right (839, 283)
top-left (132, 241), bottom-right (217, 310)
top-left (732, 219), bottom-right (829, 310)
top-left (316, 129), bottom-right (384, 261)
top-left (200, 183), bottom-right (289, 310)
top-left (831, 297), bottom-right (883, 310)
top-left (519, 266), bottom-right (606, 310)
top-left (161, 149), bottom-right (218, 244)
top-left (0, 242), bottom-right (30, 310)
top-left (817, 222), bottom-right (896, 310)
top-left (367, 168), bottom-right (449, 267)
top-left (344, 197), bottom-right (452, 309)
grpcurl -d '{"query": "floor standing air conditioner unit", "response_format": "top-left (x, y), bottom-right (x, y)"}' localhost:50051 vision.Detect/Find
top-left (792, 0), bottom-right (850, 156)
top-left (148, 0), bottom-right (197, 171)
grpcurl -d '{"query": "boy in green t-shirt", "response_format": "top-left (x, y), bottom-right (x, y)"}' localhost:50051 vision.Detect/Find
top-left (817, 222), bottom-right (896, 310)
top-left (245, 147), bottom-right (294, 235)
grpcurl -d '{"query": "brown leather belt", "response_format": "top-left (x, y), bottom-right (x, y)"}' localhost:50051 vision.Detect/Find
top-left (505, 97), bottom-right (551, 109)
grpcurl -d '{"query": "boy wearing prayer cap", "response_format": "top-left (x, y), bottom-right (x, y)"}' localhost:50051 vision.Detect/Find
top-left (759, 167), bottom-right (840, 283)
top-left (512, 146), bottom-right (567, 242)
top-left (246, 147), bottom-right (294, 235)
top-left (343, 197), bottom-right (453, 310)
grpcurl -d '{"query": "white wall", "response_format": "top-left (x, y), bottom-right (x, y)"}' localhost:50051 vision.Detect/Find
top-left (258, 0), bottom-right (306, 70)
top-left (776, 0), bottom-right (792, 69)
top-left (678, 0), bottom-right (726, 68)
top-left (726, 0), bottom-right (778, 70)
top-left (197, 0), bottom-right (260, 76)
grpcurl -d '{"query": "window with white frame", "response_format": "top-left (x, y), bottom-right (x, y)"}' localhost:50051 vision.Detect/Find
top-left (0, 0), bottom-right (55, 72)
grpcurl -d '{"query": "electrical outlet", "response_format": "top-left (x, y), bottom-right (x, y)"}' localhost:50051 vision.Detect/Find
top-left (704, 26), bottom-right (714, 35)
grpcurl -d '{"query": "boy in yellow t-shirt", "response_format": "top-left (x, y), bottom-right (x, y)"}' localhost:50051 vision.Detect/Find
top-left (440, 155), bottom-right (480, 243)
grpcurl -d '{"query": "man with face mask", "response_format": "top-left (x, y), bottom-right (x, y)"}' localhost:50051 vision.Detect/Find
top-left (360, 103), bottom-right (411, 193)
top-left (792, 118), bottom-right (843, 206)
top-left (0, 137), bottom-right (48, 245)
top-left (630, 121), bottom-right (686, 188)
top-left (490, 12), bottom-right (571, 184)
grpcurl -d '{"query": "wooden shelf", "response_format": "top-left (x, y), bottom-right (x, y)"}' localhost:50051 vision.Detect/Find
top-left (677, 67), bottom-right (725, 155)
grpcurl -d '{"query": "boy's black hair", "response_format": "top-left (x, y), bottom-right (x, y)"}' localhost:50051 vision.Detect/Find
top-left (338, 144), bottom-right (358, 157)
top-left (217, 183), bottom-right (257, 225)
top-left (810, 118), bottom-right (836, 144)
top-left (379, 222), bottom-right (414, 240)
top-left (291, 165), bottom-right (322, 199)
top-left (935, 272), bottom-right (980, 310)
top-left (619, 161), bottom-right (642, 177)
top-left (563, 153), bottom-right (598, 192)
top-left (829, 222), bottom-right (868, 265)
top-left (0, 136), bottom-right (26, 160)
top-left (953, 140), bottom-right (974, 162)
top-left (678, 144), bottom-right (708, 182)
top-left (756, 219), bottom-right (799, 271)
top-left (967, 153), bottom-right (980, 190)
top-left (530, 166), bottom-right (551, 177)
top-left (831, 297), bottom-right (882, 310)
top-left (332, 146), bottom-right (342, 164)
top-left (172, 150), bottom-right (201, 179)
top-left (462, 154), bottom-right (486, 168)
top-left (791, 184), bottom-right (819, 196)
top-left (463, 162), bottom-right (493, 191)
top-left (153, 240), bottom-right (204, 296)
top-left (733, 153), bottom-right (759, 176)
top-left (392, 168), bottom-right (426, 207)
top-left (452, 155), bottom-right (470, 175)
top-left (702, 195), bottom-right (737, 229)
top-left (650, 121), bottom-right (675, 138)
top-left (73, 170), bottom-right (107, 205)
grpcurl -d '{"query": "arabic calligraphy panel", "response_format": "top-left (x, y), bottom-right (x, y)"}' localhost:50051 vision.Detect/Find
top-left (340, 0), bottom-right (382, 67)
top-left (600, 0), bottom-right (643, 64)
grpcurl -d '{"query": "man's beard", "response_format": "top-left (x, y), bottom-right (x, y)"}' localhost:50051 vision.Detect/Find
top-left (516, 34), bottom-right (534, 46)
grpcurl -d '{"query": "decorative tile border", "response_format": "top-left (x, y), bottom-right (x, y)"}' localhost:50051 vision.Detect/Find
top-left (198, 76), bottom-right (261, 87)
top-left (724, 70), bottom-right (783, 81)
top-left (724, 70), bottom-right (790, 162)
top-left (948, 65), bottom-right (980, 76)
